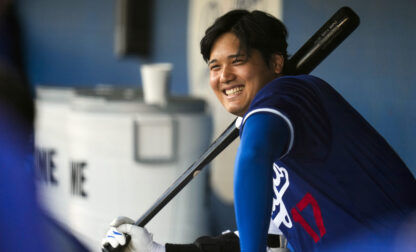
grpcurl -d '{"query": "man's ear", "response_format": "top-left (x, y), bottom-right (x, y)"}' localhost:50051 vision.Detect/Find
top-left (270, 54), bottom-right (284, 75)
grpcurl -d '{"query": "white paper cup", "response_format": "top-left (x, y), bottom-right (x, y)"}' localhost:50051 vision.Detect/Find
top-left (140, 63), bottom-right (173, 106)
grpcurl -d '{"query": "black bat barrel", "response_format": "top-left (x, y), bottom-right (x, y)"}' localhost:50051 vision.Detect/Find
top-left (286, 7), bottom-right (360, 75)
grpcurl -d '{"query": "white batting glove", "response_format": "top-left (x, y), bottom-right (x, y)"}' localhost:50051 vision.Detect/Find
top-left (101, 216), bottom-right (165, 252)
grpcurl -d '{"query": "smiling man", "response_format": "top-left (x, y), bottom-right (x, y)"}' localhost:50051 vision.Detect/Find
top-left (102, 9), bottom-right (416, 252)
top-left (207, 32), bottom-right (283, 117)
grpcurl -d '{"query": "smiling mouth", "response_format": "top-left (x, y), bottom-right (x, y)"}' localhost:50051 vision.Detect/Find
top-left (224, 86), bottom-right (244, 96)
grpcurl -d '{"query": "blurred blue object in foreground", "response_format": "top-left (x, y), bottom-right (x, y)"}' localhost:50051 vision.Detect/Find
top-left (0, 69), bottom-right (89, 251)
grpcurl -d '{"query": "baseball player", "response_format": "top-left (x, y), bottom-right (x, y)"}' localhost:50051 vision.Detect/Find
top-left (102, 9), bottom-right (416, 252)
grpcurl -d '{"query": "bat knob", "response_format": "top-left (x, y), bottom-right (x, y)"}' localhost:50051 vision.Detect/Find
top-left (101, 234), bottom-right (131, 252)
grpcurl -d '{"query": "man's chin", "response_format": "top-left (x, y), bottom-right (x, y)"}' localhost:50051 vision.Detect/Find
top-left (226, 106), bottom-right (246, 117)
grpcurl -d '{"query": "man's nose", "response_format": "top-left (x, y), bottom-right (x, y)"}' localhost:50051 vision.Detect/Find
top-left (220, 65), bottom-right (235, 83)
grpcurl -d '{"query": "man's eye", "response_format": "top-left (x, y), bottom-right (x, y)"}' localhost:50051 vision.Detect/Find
top-left (210, 65), bottom-right (220, 71)
top-left (233, 58), bottom-right (244, 64)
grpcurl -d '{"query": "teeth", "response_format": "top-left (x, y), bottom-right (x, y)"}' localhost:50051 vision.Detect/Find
top-left (225, 86), bottom-right (244, 95)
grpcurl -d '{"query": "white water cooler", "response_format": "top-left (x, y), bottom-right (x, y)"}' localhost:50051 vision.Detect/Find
top-left (35, 86), bottom-right (74, 225)
top-left (35, 86), bottom-right (213, 250)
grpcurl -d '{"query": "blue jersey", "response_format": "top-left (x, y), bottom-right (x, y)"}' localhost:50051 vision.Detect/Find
top-left (239, 75), bottom-right (416, 251)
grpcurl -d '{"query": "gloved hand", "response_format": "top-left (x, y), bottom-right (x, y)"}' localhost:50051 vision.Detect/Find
top-left (101, 216), bottom-right (165, 252)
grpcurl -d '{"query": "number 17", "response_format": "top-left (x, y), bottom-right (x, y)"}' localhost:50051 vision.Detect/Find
top-left (291, 193), bottom-right (326, 242)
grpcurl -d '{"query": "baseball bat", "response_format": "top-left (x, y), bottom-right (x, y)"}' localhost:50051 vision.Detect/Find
top-left (102, 6), bottom-right (359, 251)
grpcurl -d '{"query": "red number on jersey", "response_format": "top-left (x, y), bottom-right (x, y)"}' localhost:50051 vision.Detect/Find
top-left (291, 193), bottom-right (326, 242)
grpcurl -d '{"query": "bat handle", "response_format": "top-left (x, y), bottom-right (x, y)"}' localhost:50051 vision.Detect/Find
top-left (101, 234), bottom-right (131, 252)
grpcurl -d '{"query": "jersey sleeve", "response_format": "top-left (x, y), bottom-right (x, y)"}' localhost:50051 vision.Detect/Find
top-left (234, 113), bottom-right (290, 251)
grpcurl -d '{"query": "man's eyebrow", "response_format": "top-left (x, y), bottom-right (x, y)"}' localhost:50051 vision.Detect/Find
top-left (230, 52), bottom-right (246, 58)
top-left (208, 53), bottom-right (246, 65)
top-left (208, 59), bottom-right (217, 66)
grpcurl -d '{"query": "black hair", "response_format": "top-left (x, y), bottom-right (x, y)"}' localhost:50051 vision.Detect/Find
top-left (200, 9), bottom-right (288, 73)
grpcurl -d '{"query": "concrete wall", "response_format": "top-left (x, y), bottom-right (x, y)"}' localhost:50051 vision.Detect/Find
top-left (17, 0), bottom-right (189, 94)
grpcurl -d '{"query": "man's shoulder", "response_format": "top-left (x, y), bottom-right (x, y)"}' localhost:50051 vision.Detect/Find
top-left (272, 74), bottom-right (326, 85)
top-left (258, 74), bottom-right (328, 97)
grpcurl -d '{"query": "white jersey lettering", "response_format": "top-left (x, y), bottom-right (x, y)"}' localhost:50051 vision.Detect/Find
top-left (271, 163), bottom-right (293, 229)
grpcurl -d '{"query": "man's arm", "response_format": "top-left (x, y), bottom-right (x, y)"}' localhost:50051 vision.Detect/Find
top-left (103, 217), bottom-right (240, 252)
top-left (102, 114), bottom-right (290, 252)
top-left (234, 112), bottom-right (290, 251)
top-left (166, 232), bottom-right (240, 252)
top-left (102, 217), bottom-right (287, 252)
